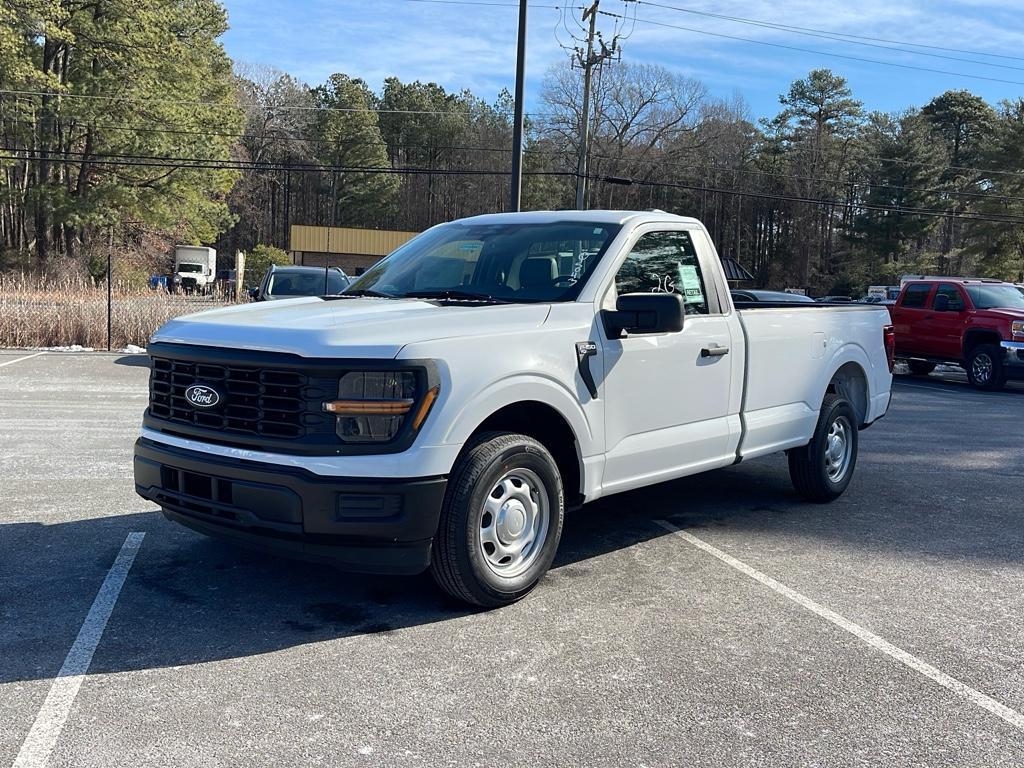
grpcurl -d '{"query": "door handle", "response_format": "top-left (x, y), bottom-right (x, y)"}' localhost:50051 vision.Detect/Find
top-left (701, 344), bottom-right (730, 358)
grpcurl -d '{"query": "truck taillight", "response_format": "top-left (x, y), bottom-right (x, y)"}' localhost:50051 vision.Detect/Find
top-left (884, 325), bottom-right (896, 373)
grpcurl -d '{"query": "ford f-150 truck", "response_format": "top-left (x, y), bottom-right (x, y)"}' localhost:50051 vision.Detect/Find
top-left (134, 211), bottom-right (894, 607)
top-left (889, 277), bottom-right (1024, 390)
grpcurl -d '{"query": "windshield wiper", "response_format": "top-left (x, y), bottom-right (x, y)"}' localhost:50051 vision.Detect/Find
top-left (402, 289), bottom-right (514, 304)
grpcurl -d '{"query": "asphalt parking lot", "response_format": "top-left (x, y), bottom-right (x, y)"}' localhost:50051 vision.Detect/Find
top-left (2, 350), bottom-right (1023, 767)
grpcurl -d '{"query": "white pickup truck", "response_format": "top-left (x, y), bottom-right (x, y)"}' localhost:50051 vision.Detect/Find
top-left (135, 211), bottom-right (894, 607)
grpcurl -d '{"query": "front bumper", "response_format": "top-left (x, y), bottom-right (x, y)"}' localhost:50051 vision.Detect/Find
top-left (134, 438), bottom-right (446, 575)
top-left (1002, 341), bottom-right (1024, 373)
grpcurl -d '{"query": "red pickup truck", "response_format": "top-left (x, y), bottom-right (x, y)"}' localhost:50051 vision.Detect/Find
top-left (890, 278), bottom-right (1024, 390)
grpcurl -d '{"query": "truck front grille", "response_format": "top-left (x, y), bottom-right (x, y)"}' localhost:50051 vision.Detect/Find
top-left (149, 357), bottom-right (317, 439)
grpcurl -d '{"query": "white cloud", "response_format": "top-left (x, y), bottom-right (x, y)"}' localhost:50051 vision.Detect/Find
top-left (220, 0), bottom-right (1024, 117)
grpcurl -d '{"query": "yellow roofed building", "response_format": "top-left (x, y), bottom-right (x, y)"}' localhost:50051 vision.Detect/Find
top-left (289, 225), bottom-right (419, 276)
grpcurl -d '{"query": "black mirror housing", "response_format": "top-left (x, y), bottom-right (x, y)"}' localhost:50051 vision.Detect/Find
top-left (603, 292), bottom-right (685, 338)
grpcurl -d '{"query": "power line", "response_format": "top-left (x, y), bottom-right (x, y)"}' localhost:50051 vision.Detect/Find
top-left (0, 88), bottom-right (533, 116)
top-left (633, 1), bottom-right (1024, 71)
top-left (599, 10), bottom-right (1024, 87)
top-left (0, 113), bottom-right (573, 157)
top-left (6, 117), bottom-right (1024, 204)
top-left (3, 146), bottom-right (577, 177)
top-left (585, 152), bottom-right (1024, 203)
top-left (11, 146), bottom-right (1024, 225)
top-left (634, 2), bottom-right (1024, 63)
top-left (590, 175), bottom-right (1024, 224)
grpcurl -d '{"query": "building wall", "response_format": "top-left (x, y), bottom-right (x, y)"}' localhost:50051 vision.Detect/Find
top-left (293, 251), bottom-right (379, 276)
top-left (289, 225), bottom-right (421, 277)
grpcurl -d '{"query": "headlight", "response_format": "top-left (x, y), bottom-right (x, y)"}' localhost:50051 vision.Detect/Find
top-left (1013, 320), bottom-right (1024, 339)
top-left (322, 370), bottom-right (439, 443)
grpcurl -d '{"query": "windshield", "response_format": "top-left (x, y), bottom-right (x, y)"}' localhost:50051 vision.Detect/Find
top-left (345, 221), bottom-right (622, 302)
top-left (965, 284), bottom-right (1024, 310)
top-left (178, 264), bottom-right (203, 273)
top-left (267, 270), bottom-right (348, 297)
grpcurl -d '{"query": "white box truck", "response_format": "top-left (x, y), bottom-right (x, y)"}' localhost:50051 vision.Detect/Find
top-left (172, 246), bottom-right (217, 295)
top-left (136, 211), bottom-right (894, 607)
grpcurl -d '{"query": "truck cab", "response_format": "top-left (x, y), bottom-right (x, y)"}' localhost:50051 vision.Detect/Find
top-left (890, 278), bottom-right (1024, 389)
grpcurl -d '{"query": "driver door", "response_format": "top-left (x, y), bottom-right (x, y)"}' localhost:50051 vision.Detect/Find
top-left (598, 228), bottom-right (740, 495)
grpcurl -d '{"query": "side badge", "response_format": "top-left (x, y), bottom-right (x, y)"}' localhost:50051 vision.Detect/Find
top-left (575, 341), bottom-right (599, 399)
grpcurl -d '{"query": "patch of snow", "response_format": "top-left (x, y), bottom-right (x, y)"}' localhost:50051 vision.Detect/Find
top-left (357, 746), bottom-right (375, 756)
top-left (119, 344), bottom-right (146, 354)
top-left (29, 344), bottom-right (95, 352)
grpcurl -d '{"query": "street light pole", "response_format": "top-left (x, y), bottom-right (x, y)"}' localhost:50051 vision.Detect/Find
top-left (509, 0), bottom-right (528, 211)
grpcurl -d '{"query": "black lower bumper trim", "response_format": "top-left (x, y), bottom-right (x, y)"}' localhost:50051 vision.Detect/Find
top-left (134, 438), bottom-right (446, 575)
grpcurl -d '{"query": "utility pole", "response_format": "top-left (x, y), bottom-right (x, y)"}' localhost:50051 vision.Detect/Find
top-left (509, 0), bottom-right (528, 211)
top-left (574, 1), bottom-right (617, 210)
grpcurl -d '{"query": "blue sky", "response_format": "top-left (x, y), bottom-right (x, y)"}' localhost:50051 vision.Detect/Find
top-left (221, 0), bottom-right (1024, 119)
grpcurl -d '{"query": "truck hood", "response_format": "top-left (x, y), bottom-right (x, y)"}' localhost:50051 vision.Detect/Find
top-left (977, 307), bottom-right (1024, 320)
top-left (150, 297), bottom-right (552, 358)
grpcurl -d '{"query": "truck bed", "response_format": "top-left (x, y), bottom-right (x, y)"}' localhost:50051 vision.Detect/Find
top-left (733, 302), bottom-right (892, 461)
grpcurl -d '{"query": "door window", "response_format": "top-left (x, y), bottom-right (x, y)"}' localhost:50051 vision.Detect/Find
top-left (614, 231), bottom-right (710, 315)
top-left (901, 283), bottom-right (932, 308)
top-left (934, 284), bottom-right (965, 311)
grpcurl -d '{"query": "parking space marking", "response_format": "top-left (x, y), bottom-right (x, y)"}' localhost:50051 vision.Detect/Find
top-left (654, 520), bottom-right (1024, 733)
top-left (0, 352), bottom-right (46, 369)
top-left (12, 533), bottom-right (145, 768)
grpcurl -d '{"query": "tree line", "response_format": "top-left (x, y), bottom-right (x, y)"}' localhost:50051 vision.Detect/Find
top-left (2, 1), bottom-right (1023, 291)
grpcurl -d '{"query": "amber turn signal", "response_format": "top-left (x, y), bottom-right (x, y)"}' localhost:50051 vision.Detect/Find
top-left (411, 386), bottom-right (440, 431)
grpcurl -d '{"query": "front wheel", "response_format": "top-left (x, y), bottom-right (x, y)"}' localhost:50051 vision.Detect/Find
top-left (966, 344), bottom-right (1006, 391)
top-left (431, 432), bottom-right (564, 608)
top-left (788, 394), bottom-right (859, 503)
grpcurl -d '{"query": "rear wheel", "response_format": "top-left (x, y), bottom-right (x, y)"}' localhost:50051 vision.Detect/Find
top-left (966, 344), bottom-right (1006, 391)
top-left (788, 394), bottom-right (858, 503)
top-left (908, 360), bottom-right (936, 376)
top-left (431, 432), bottom-right (564, 608)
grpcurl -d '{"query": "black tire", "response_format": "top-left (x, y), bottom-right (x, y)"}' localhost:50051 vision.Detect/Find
top-left (965, 344), bottom-right (1006, 391)
top-left (908, 360), bottom-right (936, 376)
top-left (431, 432), bottom-right (565, 608)
top-left (788, 394), bottom-right (859, 503)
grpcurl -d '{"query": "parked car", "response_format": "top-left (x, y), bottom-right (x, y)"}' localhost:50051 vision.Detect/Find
top-left (890, 277), bottom-right (1024, 390)
top-left (731, 289), bottom-right (815, 304)
top-left (135, 211), bottom-right (894, 607)
top-left (215, 269), bottom-right (237, 296)
top-left (250, 265), bottom-right (350, 301)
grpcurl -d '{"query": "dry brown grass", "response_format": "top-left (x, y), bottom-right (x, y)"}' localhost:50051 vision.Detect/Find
top-left (0, 273), bottom-right (237, 349)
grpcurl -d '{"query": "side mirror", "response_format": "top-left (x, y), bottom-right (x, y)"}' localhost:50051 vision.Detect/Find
top-left (603, 293), bottom-right (685, 339)
top-left (247, 287), bottom-right (259, 300)
top-left (933, 294), bottom-right (950, 312)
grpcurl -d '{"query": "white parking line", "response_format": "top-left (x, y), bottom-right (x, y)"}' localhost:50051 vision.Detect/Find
top-left (0, 352), bottom-right (46, 369)
top-left (12, 532), bottom-right (145, 768)
top-left (654, 520), bottom-right (1024, 733)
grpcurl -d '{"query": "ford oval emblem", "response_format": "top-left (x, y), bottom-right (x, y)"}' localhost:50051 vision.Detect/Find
top-left (185, 384), bottom-right (221, 409)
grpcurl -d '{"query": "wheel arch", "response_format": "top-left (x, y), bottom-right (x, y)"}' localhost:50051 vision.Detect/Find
top-left (441, 377), bottom-right (593, 505)
top-left (963, 329), bottom-right (1002, 355)
top-left (824, 359), bottom-right (870, 428)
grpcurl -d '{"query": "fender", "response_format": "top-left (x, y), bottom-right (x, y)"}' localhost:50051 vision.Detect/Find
top-left (819, 342), bottom-right (873, 420)
top-left (440, 372), bottom-right (597, 457)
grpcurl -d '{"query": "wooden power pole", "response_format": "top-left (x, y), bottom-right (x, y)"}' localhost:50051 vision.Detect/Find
top-left (574, 1), bottom-right (617, 210)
